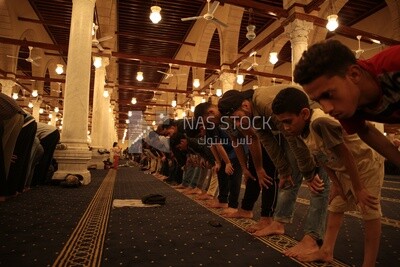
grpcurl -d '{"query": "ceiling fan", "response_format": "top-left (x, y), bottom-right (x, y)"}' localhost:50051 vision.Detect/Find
top-left (353, 35), bottom-right (383, 59)
top-left (157, 63), bottom-right (186, 79)
top-left (244, 51), bottom-right (266, 71)
top-left (181, 0), bottom-right (228, 28)
top-left (7, 46), bottom-right (41, 66)
top-left (92, 23), bottom-right (113, 52)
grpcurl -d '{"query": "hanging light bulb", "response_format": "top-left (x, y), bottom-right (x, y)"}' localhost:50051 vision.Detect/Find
top-left (49, 113), bottom-right (52, 119)
top-left (39, 108), bottom-right (44, 114)
top-left (55, 64), bottom-right (64, 74)
top-left (190, 106), bottom-right (195, 112)
top-left (150, 5), bottom-right (162, 24)
top-left (269, 51), bottom-right (278, 65)
top-left (326, 14), bottom-right (339, 31)
top-left (131, 97), bottom-right (137, 104)
top-left (136, 71), bottom-right (144, 81)
top-left (326, 0), bottom-right (339, 32)
top-left (246, 25), bottom-right (256, 40)
top-left (193, 78), bottom-right (200, 88)
top-left (103, 88), bottom-right (109, 98)
top-left (236, 74), bottom-right (244, 85)
top-left (28, 102), bottom-right (33, 108)
top-left (215, 89), bottom-right (222, 97)
top-left (126, 119), bottom-right (130, 124)
top-left (128, 111), bottom-right (132, 117)
top-left (93, 57), bottom-right (102, 68)
top-left (201, 97), bottom-right (206, 103)
top-left (31, 89), bottom-right (38, 97)
top-left (171, 99), bottom-right (177, 107)
top-left (152, 120), bottom-right (156, 126)
top-left (54, 106), bottom-right (59, 113)
top-left (12, 92), bottom-right (18, 100)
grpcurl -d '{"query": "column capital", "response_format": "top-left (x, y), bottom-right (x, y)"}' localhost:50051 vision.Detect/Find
top-left (284, 19), bottom-right (313, 43)
top-left (0, 79), bottom-right (16, 88)
top-left (0, 79), bottom-right (16, 96)
top-left (219, 72), bottom-right (236, 92)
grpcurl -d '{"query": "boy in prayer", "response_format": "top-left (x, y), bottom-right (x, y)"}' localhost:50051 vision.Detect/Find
top-left (272, 87), bottom-right (384, 267)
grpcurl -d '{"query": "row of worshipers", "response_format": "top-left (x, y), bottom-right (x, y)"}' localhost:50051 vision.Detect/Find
top-left (132, 39), bottom-right (399, 267)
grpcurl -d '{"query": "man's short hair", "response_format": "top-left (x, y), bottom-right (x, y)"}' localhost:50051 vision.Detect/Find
top-left (218, 89), bottom-right (254, 116)
top-left (161, 118), bottom-right (177, 129)
top-left (294, 40), bottom-right (356, 85)
top-left (194, 102), bottom-right (213, 120)
top-left (272, 87), bottom-right (310, 115)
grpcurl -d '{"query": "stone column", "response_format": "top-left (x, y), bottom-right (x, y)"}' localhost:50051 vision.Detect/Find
top-left (88, 57), bottom-right (109, 169)
top-left (219, 72), bottom-right (236, 93)
top-left (50, 111), bottom-right (57, 126)
top-left (284, 19), bottom-right (313, 79)
top-left (0, 79), bottom-right (15, 97)
top-left (32, 99), bottom-right (42, 121)
top-left (53, 0), bottom-right (96, 184)
top-left (101, 86), bottom-right (113, 149)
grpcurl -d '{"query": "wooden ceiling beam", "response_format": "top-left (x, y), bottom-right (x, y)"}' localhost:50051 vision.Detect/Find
top-left (117, 84), bottom-right (189, 94)
top-left (0, 36), bottom-right (67, 51)
top-left (291, 13), bottom-right (400, 46)
top-left (18, 16), bottom-right (70, 29)
top-left (116, 32), bottom-right (196, 47)
top-left (221, 0), bottom-right (288, 18)
top-left (112, 52), bottom-right (221, 71)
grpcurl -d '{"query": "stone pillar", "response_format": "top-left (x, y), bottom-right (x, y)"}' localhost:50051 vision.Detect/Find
top-left (0, 79), bottom-right (15, 97)
top-left (32, 99), bottom-right (42, 121)
top-left (219, 72), bottom-right (236, 93)
top-left (88, 57), bottom-right (109, 168)
top-left (49, 111), bottom-right (57, 126)
top-left (53, 0), bottom-right (96, 184)
top-left (284, 19), bottom-right (313, 80)
top-left (101, 86), bottom-right (113, 149)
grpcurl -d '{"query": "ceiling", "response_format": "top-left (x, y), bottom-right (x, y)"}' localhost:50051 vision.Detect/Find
top-left (3, 0), bottom-right (400, 138)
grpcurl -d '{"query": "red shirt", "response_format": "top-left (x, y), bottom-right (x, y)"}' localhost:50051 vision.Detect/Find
top-left (340, 45), bottom-right (400, 134)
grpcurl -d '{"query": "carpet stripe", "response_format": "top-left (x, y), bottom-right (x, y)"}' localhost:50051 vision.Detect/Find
top-left (52, 170), bottom-right (116, 267)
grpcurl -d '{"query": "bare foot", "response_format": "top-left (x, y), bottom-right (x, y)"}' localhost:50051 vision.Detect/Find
top-left (223, 209), bottom-right (253, 219)
top-left (176, 187), bottom-right (191, 192)
top-left (184, 188), bottom-right (202, 195)
top-left (195, 194), bottom-right (214, 200)
top-left (246, 217), bottom-right (272, 233)
top-left (296, 249), bottom-right (333, 263)
top-left (221, 207), bottom-right (238, 216)
top-left (284, 235), bottom-right (320, 257)
top-left (172, 184), bottom-right (186, 189)
top-left (252, 220), bottom-right (285, 237)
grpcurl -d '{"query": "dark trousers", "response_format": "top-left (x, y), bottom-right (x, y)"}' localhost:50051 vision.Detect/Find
top-left (7, 121), bottom-right (37, 195)
top-left (241, 145), bottom-right (278, 217)
top-left (32, 130), bottom-right (60, 185)
top-left (217, 157), bottom-right (242, 209)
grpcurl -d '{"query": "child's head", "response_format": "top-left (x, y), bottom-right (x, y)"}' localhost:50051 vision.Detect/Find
top-left (194, 102), bottom-right (220, 127)
top-left (294, 40), bottom-right (361, 120)
top-left (161, 118), bottom-right (178, 137)
top-left (272, 87), bottom-right (311, 136)
top-left (218, 89), bottom-right (254, 117)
